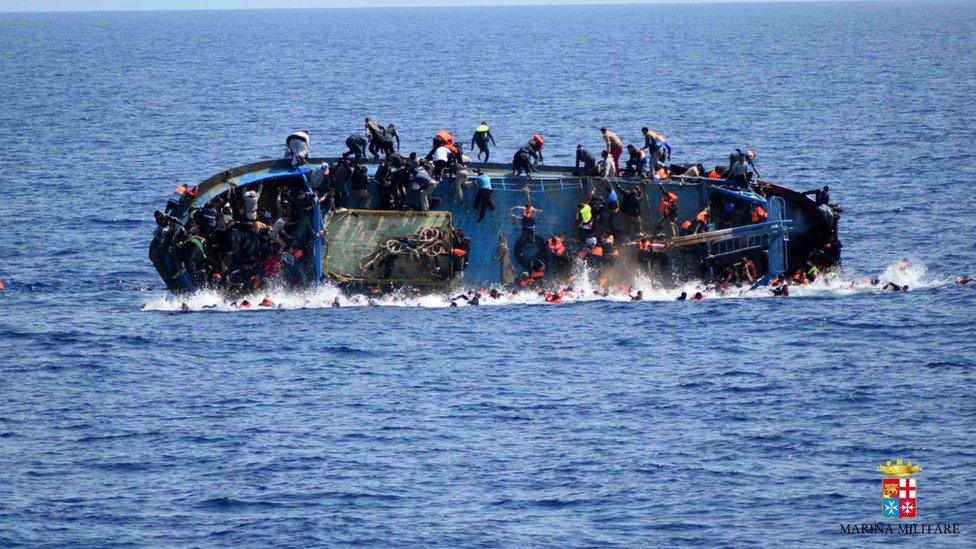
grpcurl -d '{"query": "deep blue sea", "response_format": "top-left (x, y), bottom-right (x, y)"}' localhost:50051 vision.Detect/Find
top-left (2, 1), bottom-right (975, 546)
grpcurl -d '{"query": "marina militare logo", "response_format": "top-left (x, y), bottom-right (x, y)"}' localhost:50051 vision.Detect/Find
top-left (877, 459), bottom-right (921, 519)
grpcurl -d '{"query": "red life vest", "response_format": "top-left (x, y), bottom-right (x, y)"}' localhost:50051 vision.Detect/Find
top-left (435, 130), bottom-right (454, 146)
top-left (547, 237), bottom-right (565, 256)
top-left (532, 133), bottom-right (545, 150)
top-left (751, 205), bottom-right (768, 224)
top-left (658, 192), bottom-right (678, 216)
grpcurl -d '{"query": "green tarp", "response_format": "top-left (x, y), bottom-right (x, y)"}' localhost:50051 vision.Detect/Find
top-left (323, 209), bottom-right (454, 284)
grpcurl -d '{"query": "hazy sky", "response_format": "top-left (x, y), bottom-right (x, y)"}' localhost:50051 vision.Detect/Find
top-left (0, 0), bottom-right (869, 14)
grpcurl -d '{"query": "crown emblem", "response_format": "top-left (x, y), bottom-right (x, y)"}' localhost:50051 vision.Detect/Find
top-left (877, 459), bottom-right (921, 477)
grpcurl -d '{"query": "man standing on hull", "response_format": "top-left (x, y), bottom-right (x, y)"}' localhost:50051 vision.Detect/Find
top-left (471, 122), bottom-right (497, 162)
top-left (601, 126), bottom-right (623, 175)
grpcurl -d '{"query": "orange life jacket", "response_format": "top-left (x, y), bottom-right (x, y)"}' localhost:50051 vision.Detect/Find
top-left (707, 170), bottom-right (721, 179)
top-left (547, 237), bottom-right (565, 256)
top-left (519, 270), bottom-right (546, 287)
top-left (696, 210), bottom-right (709, 223)
top-left (655, 168), bottom-right (668, 180)
top-left (452, 248), bottom-right (468, 257)
top-left (545, 292), bottom-right (562, 304)
top-left (681, 220), bottom-right (693, 230)
top-left (658, 192), bottom-right (678, 216)
top-left (532, 133), bottom-right (545, 150)
top-left (435, 130), bottom-right (454, 146)
top-left (751, 205), bottom-right (768, 224)
top-left (590, 245), bottom-right (604, 257)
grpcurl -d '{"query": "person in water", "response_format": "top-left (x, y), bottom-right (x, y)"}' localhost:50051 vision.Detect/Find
top-left (472, 169), bottom-right (495, 222)
top-left (471, 122), bottom-right (497, 162)
top-left (343, 132), bottom-right (369, 163)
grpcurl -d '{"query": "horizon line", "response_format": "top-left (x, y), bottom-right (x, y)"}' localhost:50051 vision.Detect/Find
top-left (0, 0), bottom-right (916, 16)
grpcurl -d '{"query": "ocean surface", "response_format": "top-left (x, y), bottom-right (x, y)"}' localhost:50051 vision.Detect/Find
top-left (1, 1), bottom-right (975, 546)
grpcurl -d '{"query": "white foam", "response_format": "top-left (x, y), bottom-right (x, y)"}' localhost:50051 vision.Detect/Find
top-left (139, 259), bottom-right (951, 312)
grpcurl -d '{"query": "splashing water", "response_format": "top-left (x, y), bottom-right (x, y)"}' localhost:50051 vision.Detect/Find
top-left (140, 259), bottom-right (954, 312)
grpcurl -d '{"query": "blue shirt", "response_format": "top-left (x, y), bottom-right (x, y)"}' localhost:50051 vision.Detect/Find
top-left (607, 189), bottom-right (618, 203)
top-left (476, 174), bottom-right (492, 190)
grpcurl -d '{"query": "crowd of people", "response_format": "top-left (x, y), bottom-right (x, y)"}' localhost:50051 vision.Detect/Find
top-left (153, 119), bottom-right (832, 299)
top-left (155, 175), bottom-right (322, 296)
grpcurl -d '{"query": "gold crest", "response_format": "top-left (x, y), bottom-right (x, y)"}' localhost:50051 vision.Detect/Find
top-left (876, 459), bottom-right (922, 477)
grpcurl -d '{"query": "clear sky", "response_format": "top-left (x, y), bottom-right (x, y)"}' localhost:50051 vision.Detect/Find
top-left (0, 0), bottom-right (868, 14)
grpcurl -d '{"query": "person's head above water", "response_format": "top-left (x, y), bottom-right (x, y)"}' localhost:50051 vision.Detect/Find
top-left (600, 127), bottom-right (608, 134)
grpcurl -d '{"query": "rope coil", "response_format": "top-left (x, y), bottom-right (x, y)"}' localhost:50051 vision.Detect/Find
top-left (359, 226), bottom-right (453, 273)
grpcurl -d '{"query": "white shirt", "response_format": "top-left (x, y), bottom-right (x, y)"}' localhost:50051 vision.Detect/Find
top-left (433, 146), bottom-right (450, 163)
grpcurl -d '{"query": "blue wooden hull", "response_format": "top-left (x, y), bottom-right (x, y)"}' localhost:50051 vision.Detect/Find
top-left (150, 158), bottom-right (841, 294)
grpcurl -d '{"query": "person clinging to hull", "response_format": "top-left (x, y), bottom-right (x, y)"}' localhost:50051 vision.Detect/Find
top-left (597, 150), bottom-right (615, 180)
top-left (343, 132), bottom-right (369, 164)
top-left (511, 134), bottom-right (544, 179)
top-left (472, 168), bottom-right (494, 222)
top-left (641, 128), bottom-right (671, 166)
top-left (383, 123), bottom-right (401, 157)
top-left (727, 149), bottom-right (757, 188)
top-left (471, 121), bottom-right (496, 162)
top-left (284, 130), bottom-right (311, 167)
top-left (575, 144), bottom-right (597, 176)
top-left (624, 144), bottom-right (651, 178)
top-left (364, 118), bottom-right (385, 159)
top-left (655, 183), bottom-right (679, 235)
